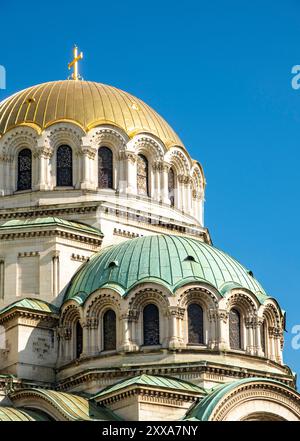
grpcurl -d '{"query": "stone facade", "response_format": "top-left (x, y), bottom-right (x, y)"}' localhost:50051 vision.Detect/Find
top-left (0, 79), bottom-right (299, 421)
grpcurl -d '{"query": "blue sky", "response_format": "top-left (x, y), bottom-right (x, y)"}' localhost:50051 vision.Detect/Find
top-left (1, 0), bottom-right (299, 382)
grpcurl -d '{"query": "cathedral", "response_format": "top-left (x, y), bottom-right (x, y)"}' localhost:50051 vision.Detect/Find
top-left (0, 48), bottom-right (299, 421)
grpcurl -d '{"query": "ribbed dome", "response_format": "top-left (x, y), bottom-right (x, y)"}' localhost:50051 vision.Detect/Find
top-left (0, 80), bottom-right (183, 147)
top-left (64, 234), bottom-right (268, 304)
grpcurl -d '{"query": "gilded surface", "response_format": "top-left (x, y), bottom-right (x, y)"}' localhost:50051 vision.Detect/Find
top-left (0, 80), bottom-right (183, 147)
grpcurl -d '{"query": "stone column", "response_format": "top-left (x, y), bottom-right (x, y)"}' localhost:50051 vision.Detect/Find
top-left (34, 146), bottom-right (53, 191)
top-left (208, 309), bottom-right (217, 350)
top-left (81, 320), bottom-right (89, 358)
top-left (168, 306), bottom-right (185, 350)
top-left (254, 318), bottom-right (264, 357)
top-left (121, 312), bottom-right (132, 352)
top-left (80, 146), bottom-right (96, 190)
top-left (177, 174), bottom-right (185, 211)
top-left (216, 310), bottom-right (229, 351)
top-left (152, 161), bottom-right (161, 201)
top-left (58, 326), bottom-right (71, 363)
top-left (268, 326), bottom-right (277, 361)
top-left (245, 316), bottom-right (255, 355)
top-left (161, 162), bottom-right (171, 205)
top-left (273, 326), bottom-right (283, 364)
top-left (119, 151), bottom-right (137, 195)
top-left (184, 176), bottom-right (193, 214)
top-left (87, 317), bottom-right (99, 355)
top-left (52, 251), bottom-right (60, 298)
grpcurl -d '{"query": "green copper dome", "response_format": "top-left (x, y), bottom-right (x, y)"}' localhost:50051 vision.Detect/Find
top-left (64, 234), bottom-right (268, 305)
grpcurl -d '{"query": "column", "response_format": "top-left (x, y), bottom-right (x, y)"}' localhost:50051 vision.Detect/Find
top-left (121, 313), bottom-right (131, 352)
top-left (177, 175), bottom-right (185, 211)
top-left (120, 151), bottom-right (137, 195)
top-left (87, 317), bottom-right (99, 355)
top-left (152, 161), bottom-right (161, 201)
top-left (52, 251), bottom-right (60, 298)
top-left (0, 259), bottom-right (4, 299)
top-left (185, 176), bottom-right (193, 214)
top-left (216, 310), bottom-right (229, 351)
top-left (269, 327), bottom-right (276, 361)
top-left (274, 327), bottom-right (283, 364)
top-left (34, 147), bottom-right (52, 190)
top-left (168, 307), bottom-right (185, 349)
top-left (254, 318), bottom-right (264, 357)
top-left (80, 146), bottom-right (96, 190)
top-left (161, 162), bottom-right (170, 205)
top-left (208, 309), bottom-right (217, 350)
top-left (245, 317), bottom-right (254, 355)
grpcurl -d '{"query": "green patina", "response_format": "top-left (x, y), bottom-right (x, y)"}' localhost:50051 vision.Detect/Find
top-left (0, 217), bottom-right (102, 236)
top-left (0, 298), bottom-right (59, 316)
top-left (0, 406), bottom-right (51, 421)
top-left (92, 374), bottom-right (206, 400)
top-left (184, 377), bottom-right (293, 421)
top-left (10, 388), bottom-right (121, 421)
top-left (64, 234), bottom-right (269, 304)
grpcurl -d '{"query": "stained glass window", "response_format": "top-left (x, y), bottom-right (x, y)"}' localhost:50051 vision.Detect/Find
top-left (98, 147), bottom-right (113, 189)
top-left (103, 309), bottom-right (116, 351)
top-left (188, 303), bottom-right (204, 344)
top-left (229, 308), bottom-right (242, 350)
top-left (75, 321), bottom-right (83, 359)
top-left (56, 145), bottom-right (73, 187)
top-left (168, 168), bottom-right (175, 207)
top-left (17, 148), bottom-right (32, 191)
top-left (261, 321), bottom-right (266, 354)
top-left (137, 154), bottom-right (149, 196)
top-left (143, 304), bottom-right (159, 345)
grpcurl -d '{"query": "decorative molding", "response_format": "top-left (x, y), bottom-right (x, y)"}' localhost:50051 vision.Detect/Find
top-left (113, 228), bottom-right (143, 239)
top-left (71, 253), bottom-right (89, 262)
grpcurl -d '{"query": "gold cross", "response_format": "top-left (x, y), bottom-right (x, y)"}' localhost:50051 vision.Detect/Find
top-left (68, 45), bottom-right (83, 80)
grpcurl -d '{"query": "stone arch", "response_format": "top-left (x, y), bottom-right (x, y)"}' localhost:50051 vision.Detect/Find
top-left (131, 134), bottom-right (165, 162)
top-left (177, 286), bottom-right (219, 347)
top-left (209, 381), bottom-right (300, 421)
top-left (127, 286), bottom-right (170, 348)
top-left (164, 146), bottom-right (191, 176)
top-left (0, 127), bottom-right (38, 193)
top-left (44, 122), bottom-right (84, 189)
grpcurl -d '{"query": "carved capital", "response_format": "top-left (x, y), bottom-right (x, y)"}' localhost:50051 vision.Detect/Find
top-left (217, 310), bottom-right (229, 323)
top-left (168, 306), bottom-right (185, 319)
top-left (80, 146), bottom-right (97, 159)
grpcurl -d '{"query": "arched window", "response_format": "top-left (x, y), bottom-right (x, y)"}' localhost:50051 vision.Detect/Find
top-left (17, 148), bottom-right (32, 191)
top-left (137, 154), bottom-right (149, 196)
top-left (229, 308), bottom-right (242, 350)
top-left (143, 304), bottom-right (159, 346)
top-left (75, 321), bottom-right (83, 359)
top-left (103, 309), bottom-right (116, 351)
top-left (188, 303), bottom-right (204, 344)
top-left (98, 147), bottom-right (113, 189)
top-left (56, 145), bottom-right (73, 187)
top-left (168, 167), bottom-right (175, 207)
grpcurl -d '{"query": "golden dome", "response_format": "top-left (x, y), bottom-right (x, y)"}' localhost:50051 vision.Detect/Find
top-left (0, 80), bottom-right (183, 147)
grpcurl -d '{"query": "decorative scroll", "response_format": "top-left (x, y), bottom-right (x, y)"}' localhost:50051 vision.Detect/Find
top-left (103, 309), bottom-right (116, 351)
top-left (56, 145), bottom-right (73, 187)
top-left (143, 304), bottom-right (159, 345)
top-left (98, 147), bottom-right (113, 189)
top-left (168, 167), bottom-right (175, 206)
top-left (76, 321), bottom-right (83, 358)
top-left (137, 154), bottom-right (149, 196)
top-left (188, 303), bottom-right (204, 344)
top-left (229, 308), bottom-right (242, 350)
top-left (17, 148), bottom-right (32, 191)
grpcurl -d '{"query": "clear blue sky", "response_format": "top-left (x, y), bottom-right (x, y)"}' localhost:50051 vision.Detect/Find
top-left (1, 0), bottom-right (299, 382)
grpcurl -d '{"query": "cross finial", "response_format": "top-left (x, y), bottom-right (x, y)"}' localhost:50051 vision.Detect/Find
top-left (68, 45), bottom-right (83, 80)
